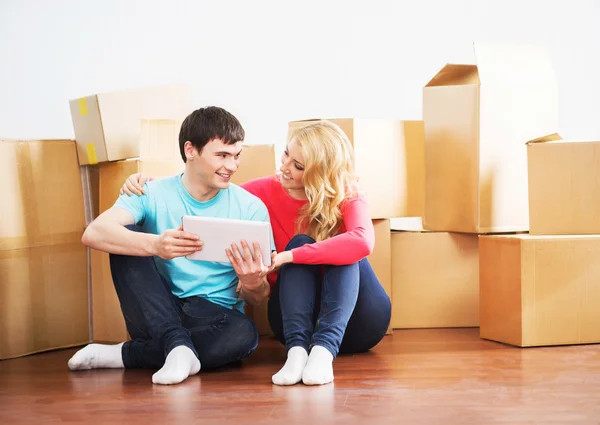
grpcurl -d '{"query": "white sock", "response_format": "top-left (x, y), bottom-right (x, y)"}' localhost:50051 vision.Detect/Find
top-left (152, 345), bottom-right (201, 385)
top-left (302, 345), bottom-right (334, 386)
top-left (68, 343), bottom-right (125, 370)
top-left (272, 346), bottom-right (309, 386)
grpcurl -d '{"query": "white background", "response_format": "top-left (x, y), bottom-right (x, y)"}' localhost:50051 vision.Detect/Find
top-left (1, 0), bottom-right (598, 152)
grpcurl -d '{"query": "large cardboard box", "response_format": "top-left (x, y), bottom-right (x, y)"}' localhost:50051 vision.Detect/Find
top-left (92, 159), bottom-right (185, 342)
top-left (423, 42), bottom-right (558, 233)
top-left (1, 140), bottom-right (87, 250)
top-left (368, 219), bottom-right (393, 335)
top-left (288, 119), bottom-right (425, 219)
top-left (390, 217), bottom-right (479, 329)
top-left (527, 134), bottom-right (600, 235)
top-left (0, 139), bottom-right (88, 359)
top-left (140, 118), bottom-right (182, 163)
top-left (231, 144), bottom-right (277, 186)
top-left (479, 234), bottom-right (600, 347)
top-left (0, 243), bottom-right (89, 359)
top-left (69, 85), bottom-right (192, 166)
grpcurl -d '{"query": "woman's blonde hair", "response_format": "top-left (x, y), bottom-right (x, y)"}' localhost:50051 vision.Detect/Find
top-left (290, 120), bottom-right (360, 242)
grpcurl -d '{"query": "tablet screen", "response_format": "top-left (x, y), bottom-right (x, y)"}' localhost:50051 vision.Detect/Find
top-left (182, 215), bottom-right (272, 266)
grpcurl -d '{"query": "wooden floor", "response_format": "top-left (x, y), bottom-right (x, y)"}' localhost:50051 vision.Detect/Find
top-left (1, 328), bottom-right (600, 424)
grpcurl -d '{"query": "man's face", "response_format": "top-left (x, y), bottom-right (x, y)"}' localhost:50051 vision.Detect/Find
top-left (189, 138), bottom-right (243, 190)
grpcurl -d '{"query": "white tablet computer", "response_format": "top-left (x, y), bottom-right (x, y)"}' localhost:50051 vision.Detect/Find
top-left (182, 215), bottom-right (272, 266)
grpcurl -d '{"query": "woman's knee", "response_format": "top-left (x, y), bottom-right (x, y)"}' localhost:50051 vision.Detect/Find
top-left (285, 234), bottom-right (316, 250)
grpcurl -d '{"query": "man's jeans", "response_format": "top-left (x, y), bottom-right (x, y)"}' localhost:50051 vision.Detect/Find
top-left (110, 225), bottom-right (258, 369)
top-left (267, 234), bottom-right (392, 358)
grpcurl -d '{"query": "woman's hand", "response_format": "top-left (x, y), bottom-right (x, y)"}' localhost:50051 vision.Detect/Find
top-left (267, 251), bottom-right (293, 274)
top-left (120, 172), bottom-right (150, 196)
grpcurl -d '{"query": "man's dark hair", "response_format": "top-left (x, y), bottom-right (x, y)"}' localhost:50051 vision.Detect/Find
top-left (179, 106), bottom-right (245, 162)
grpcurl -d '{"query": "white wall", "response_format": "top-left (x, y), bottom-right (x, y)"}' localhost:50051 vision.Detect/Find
top-left (1, 0), bottom-right (599, 153)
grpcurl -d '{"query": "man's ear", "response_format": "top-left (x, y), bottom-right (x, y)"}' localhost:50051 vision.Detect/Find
top-left (184, 141), bottom-right (197, 161)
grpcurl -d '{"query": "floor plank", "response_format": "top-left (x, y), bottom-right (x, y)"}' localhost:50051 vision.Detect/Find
top-left (1, 328), bottom-right (600, 424)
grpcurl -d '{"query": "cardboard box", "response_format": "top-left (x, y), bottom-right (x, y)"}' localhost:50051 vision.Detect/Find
top-left (140, 119), bottom-right (183, 163)
top-left (1, 140), bottom-right (86, 250)
top-left (479, 234), bottom-right (600, 347)
top-left (423, 42), bottom-right (558, 233)
top-left (92, 159), bottom-right (185, 342)
top-left (69, 85), bottom-right (192, 166)
top-left (368, 219), bottom-right (393, 335)
top-left (288, 119), bottom-right (425, 219)
top-left (0, 243), bottom-right (89, 360)
top-left (231, 144), bottom-right (277, 186)
top-left (245, 300), bottom-right (272, 337)
top-left (527, 134), bottom-right (600, 235)
top-left (0, 139), bottom-right (88, 359)
top-left (390, 217), bottom-right (479, 329)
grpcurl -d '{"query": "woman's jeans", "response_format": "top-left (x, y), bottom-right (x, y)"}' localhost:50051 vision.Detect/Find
top-left (109, 225), bottom-right (258, 370)
top-left (267, 234), bottom-right (392, 358)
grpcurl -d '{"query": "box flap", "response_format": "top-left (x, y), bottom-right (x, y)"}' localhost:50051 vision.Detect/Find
top-left (289, 118), bottom-right (323, 124)
top-left (425, 64), bottom-right (479, 87)
top-left (526, 133), bottom-right (563, 144)
top-left (473, 42), bottom-right (557, 87)
top-left (390, 216), bottom-right (434, 232)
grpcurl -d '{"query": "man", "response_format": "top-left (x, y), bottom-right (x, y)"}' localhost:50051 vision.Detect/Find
top-left (68, 106), bottom-right (273, 385)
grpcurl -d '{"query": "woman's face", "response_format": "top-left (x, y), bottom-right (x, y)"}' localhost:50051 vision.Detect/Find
top-left (279, 138), bottom-right (305, 192)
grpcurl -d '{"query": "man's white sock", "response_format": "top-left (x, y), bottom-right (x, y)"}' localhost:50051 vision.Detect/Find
top-left (302, 345), bottom-right (334, 386)
top-left (272, 346), bottom-right (309, 386)
top-left (68, 343), bottom-right (125, 370)
top-left (152, 345), bottom-right (201, 385)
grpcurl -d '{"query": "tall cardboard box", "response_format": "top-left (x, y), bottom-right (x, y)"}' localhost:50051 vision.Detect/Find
top-left (480, 234), bottom-right (600, 347)
top-left (368, 219), bottom-right (393, 335)
top-left (527, 134), bottom-right (600, 235)
top-left (140, 118), bottom-right (182, 163)
top-left (1, 139), bottom-right (88, 359)
top-left (288, 119), bottom-right (425, 219)
top-left (390, 217), bottom-right (479, 329)
top-left (423, 42), bottom-right (558, 233)
top-left (69, 84), bottom-right (192, 166)
top-left (231, 144), bottom-right (277, 186)
top-left (92, 159), bottom-right (184, 342)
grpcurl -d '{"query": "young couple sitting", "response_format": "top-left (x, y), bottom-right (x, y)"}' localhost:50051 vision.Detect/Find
top-left (68, 106), bottom-right (391, 386)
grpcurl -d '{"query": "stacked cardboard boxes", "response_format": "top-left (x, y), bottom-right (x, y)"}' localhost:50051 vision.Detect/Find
top-left (479, 134), bottom-right (600, 347)
top-left (388, 42), bottom-right (559, 330)
top-left (1, 139), bottom-right (89, 359)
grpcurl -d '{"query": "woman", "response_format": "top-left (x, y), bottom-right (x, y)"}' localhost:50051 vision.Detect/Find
top-left (121, 121), bottom-right (391, 386)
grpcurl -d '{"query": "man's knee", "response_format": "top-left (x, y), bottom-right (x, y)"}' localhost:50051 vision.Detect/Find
top-left (199, 313), bottom-right (259, 369)
top-left (219, 314), bottom-right (259, 363)
top-left (285, 234), bottom-right (316, 250)
top-left (235, 315), bottom-right (259, 358)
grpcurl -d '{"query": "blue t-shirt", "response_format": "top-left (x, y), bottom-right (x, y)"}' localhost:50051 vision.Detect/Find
top-left (115, 174), bottom-right (273, 313)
